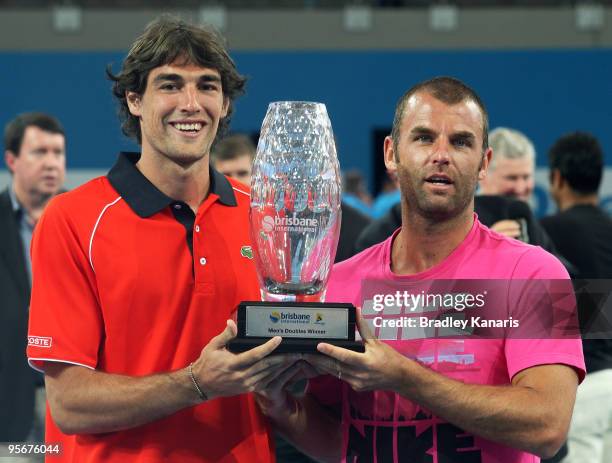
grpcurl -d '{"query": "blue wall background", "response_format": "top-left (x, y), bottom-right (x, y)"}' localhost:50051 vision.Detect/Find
top-left (2, 49), bottom-right (611, 191)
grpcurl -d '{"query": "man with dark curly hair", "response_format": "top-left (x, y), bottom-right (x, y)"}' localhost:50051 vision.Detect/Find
top-left (26, 15), bottom-right (293, 463)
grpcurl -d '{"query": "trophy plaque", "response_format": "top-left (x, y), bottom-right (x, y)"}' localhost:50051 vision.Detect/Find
top-left (228, 101), bottom-right (363, 354)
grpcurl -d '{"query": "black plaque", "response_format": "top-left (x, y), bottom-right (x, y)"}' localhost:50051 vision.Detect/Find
top-left (228, 301), bottom-right (364, 353)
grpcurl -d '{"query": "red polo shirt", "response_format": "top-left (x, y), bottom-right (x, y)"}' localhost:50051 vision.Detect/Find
top-left (27, 152), bottom-right (273, 462)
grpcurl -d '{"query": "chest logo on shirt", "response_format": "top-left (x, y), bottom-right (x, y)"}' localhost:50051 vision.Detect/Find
top-left (240, 246), bottom-right (253, 259)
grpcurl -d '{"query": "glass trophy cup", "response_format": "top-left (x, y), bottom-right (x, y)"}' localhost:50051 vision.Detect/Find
top-left (228, 101), bottom-right (363, 353)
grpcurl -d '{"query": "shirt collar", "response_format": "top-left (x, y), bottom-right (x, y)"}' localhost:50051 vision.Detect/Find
top-left (8, 183), bottom-right (22, 214)
top-left (107, 152), bottom-right (237, 218)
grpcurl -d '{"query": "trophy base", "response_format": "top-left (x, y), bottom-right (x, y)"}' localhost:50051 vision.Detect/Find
top-left (227, 301), bottom-right (364, 354)
top-left (227, 337), bottom-right (364, 354)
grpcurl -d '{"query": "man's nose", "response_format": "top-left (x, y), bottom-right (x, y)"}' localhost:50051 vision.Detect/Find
top-left (517, 178), bottom-right (534, 197)
top-left (180, 86), bottom-right (201, 113)
top-left (431, 139), bottom-right (451, 165)
top-left (42, 151), bottom-right (64, 169)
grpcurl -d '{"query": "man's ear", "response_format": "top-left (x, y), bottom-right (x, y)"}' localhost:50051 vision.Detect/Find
top-left (551, 169), bottom-right (564, 189)
top-left (478, 147), bottom-right (493, 181)
top-left (221, 97), bottom-right (229, 119)
top-left (384, 136), bottom-right (398, 172)
top-left (5, 150), bottom-right (16, 174)
top-left (126, 91), bottom-right (142, 117)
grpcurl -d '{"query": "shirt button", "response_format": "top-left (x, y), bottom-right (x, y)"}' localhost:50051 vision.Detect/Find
top-left (195, 225), bottom-right (200, 232)
top-left (174, 204), bottom-right (182, 210)
top-left (199, 257), bottom-right (207, 266)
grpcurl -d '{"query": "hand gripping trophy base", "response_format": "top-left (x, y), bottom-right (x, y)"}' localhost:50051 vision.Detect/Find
top-left (227, 301), bottom-right (364, 354)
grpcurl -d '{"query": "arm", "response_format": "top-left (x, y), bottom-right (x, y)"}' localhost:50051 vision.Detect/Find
top-left (28, 201), bottom-right (298, 435)
top-left (255, 361), bottom-right (343, 463)
top-left (310, 315), bottom-right (579, 459)
top-left (45, 362), bottom-right (199, 435)
top-left (395, 360), bottom-right (576, 458)
top-left (44, 320), bottom-right (295, 435)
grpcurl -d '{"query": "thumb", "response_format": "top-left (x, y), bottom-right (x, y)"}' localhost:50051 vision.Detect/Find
top-left (209, 319), bottom-right (238, 349)
top-left (356, 307), bottom-right (375, 342)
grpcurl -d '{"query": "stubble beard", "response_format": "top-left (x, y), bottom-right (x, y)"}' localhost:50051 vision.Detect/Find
top-left (147, 127), bottom-right (215, 170)
top-left (398, 166), bottom-right (478, 223)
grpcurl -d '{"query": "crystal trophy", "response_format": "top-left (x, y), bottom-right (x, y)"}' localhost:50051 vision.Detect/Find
top-left (228, 101), bottom-right (363, 353)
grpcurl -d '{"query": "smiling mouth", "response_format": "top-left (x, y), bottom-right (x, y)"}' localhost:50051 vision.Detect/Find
top-left (170, 122), bottom-right (204, 133)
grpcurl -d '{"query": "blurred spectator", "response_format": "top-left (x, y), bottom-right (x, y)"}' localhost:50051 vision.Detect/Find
top-left (211, 133), bottom-right (255, 185)
top-left (335, 201), bottom-right (371, 263)
top-left (480, 127), bottom-right (535, 202)
top-left (540, 132), bottom-right (612, 463)
top-left (371, 170), bottom-right (400, 218)
top-left (1, 112), bottom-right (66, 454)
top-left (339, 169), bottom-right (375, 259)
top-left (342, 169), bottom-right (373, 217)
top-left (477, 126), bottom-right (556, 251)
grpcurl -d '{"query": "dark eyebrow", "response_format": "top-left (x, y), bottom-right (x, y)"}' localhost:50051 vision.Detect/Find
top-left (153, 73), bottom-right (184, 83)
top-left (410, 126), bottom-right (437, 136)
top-left (451, 131), bottom-right (476, 142)
top-left (199, 74), bottom-right (222, 83)
top-left (152, 73), bottom-right (222, 85)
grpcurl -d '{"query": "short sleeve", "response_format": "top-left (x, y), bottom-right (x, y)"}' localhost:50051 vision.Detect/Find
top-left (27, 197), bottom-right (103, 372)
top-left (505, 247), bottom-right (586, 383)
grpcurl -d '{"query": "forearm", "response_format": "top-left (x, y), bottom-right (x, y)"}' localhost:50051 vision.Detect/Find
top-left (396, 361), bottom-right (572, 457)
top-left (45, 363), bottom-right (200, 435)
top-left (264, 394), bottom-right (342, 463)
top-left (44, 322), bottom-right (289, 435)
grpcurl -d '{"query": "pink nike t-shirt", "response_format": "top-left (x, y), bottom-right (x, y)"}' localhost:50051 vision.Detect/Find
top-left (309, 217), bottom-right (585, 463)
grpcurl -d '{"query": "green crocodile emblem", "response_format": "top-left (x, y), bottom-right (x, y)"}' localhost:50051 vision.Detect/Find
top-left (240, 246), bottom-right (253, 259)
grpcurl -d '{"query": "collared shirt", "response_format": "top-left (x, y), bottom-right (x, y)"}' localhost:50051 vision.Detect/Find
top-left (8, 184), bottom-right (34, 283)
top-left (27, 152), bottom-right (272, 463)
top-left (106, 152), bottom-right (239, 256)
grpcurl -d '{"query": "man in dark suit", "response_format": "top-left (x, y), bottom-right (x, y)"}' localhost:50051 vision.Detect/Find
top-left (1, 112), bottom-right (66, 446)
